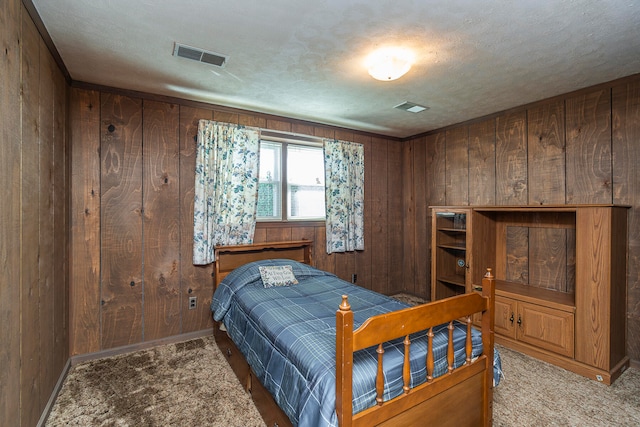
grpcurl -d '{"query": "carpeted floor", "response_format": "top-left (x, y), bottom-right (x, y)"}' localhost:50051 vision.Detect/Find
top-left (46, 295), bottom-right (640, 426)
top-left (45, 337), bottom-right (264, 427)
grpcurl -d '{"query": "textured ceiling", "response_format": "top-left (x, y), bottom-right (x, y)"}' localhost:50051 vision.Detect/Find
top-left (32, 0), bottom-right (640, 138)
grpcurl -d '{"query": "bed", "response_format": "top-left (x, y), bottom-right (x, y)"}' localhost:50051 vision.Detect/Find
top-left (211, 240), bottom-right (498, 427)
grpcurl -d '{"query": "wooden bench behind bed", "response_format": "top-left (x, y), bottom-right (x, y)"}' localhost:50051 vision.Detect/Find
top-left (336, 269), bottom-right (496, 427)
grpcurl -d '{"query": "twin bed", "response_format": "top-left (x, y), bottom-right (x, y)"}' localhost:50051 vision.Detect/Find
top-left (211, 240), bottom-right (498, 426)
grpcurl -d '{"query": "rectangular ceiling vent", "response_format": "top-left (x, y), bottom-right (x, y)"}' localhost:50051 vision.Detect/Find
top-left (394, 101), bottom-right (429, 113)
top-left (173, 43), bottom-right (227, 67)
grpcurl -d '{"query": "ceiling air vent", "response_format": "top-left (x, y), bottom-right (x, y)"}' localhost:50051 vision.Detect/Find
top-left (394, 101), bottom-right (429, 113)
top-left (173, 43), bottom-right (227, 67)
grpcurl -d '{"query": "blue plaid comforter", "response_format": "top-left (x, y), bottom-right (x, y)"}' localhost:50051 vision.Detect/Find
top-left (211, 259), bottom-right (498, 427)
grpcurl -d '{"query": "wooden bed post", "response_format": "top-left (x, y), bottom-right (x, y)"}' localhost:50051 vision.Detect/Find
top-left (336, 295), bottom-right (354, 427)
top-left (481, 268), bottom-right (496, 426)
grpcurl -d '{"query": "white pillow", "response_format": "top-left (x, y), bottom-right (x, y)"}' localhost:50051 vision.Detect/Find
top-left (259, 265), bottom-right (299, 288)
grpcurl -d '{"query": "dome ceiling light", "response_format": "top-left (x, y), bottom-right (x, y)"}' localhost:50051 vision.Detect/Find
top-left (366, 47), bottom-right (415, 81)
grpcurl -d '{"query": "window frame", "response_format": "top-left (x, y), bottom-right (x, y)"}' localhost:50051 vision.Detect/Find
top-left (257, 132), bottom-right (326, 223)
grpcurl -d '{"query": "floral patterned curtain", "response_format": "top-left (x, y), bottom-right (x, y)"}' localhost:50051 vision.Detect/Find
top-left (193, 120), bottom-right (260, 265)
top-left (323, 139), bottom-right (365, 254)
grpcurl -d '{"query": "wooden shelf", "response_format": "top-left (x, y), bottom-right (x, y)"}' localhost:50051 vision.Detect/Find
top-left (495, 279), bottom-right (575, 312)
top-left (437, 243), bottom-right (466, 251)
top-left (437, 227), bottom-right (466, 233)
top-left (437, 276), bottom-right (466, 287)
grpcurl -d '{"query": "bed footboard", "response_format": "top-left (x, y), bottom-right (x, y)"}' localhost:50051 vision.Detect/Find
top-left (336, 269), bottom-right (496, 427)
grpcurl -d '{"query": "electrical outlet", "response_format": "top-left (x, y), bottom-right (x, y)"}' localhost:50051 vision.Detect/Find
top-left (188, 296), bottom-right (197, 310)
top-left (351, 273), bottom-right (357, 284)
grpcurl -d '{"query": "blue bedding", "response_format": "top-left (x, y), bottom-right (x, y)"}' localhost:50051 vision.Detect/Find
top-left (211, 259), bottom-right (500, 427)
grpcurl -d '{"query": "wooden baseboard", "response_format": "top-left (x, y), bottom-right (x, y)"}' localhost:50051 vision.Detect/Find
top-left (37, 358), bottom-right (71, 427)
top-left (70, 329), bottom-right (213, 365)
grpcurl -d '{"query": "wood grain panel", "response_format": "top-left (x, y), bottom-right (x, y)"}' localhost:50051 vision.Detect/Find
top-left (370, 137), bottom-right (389, 295)
top-left (612, 80), bottom-right (640, 362)
top-left (52, 55), bottom-right (69, 374)
top-left (505, 226), bottom-right (528, 284)
top-left (179, 106), bottom-right (214, 333)
top-left (528, 100), bottom-right (566, 205)
top-left (239, 113), bottom-right (266, 128)
top-left (402, 141), bottom-right (416, 293)
top-left (1, 2), bottom-right (21, 423)
top-left (70, 88), bottom-right (102, 355)
top-left (265, 226), bottom-right (293, 242)
top-left (388, 140), bottom-right (404, 294)
top-left (291, 122), bottom-right (315, 137)
top-left (468, 119), bottom-right (496, 205)
top-left (609, 207), bottom-right (628, 367)
top-left (496, 111), bottom-right (527, 205)
top-left (38, 35), bottom-right (56, 413)
top-left (314, 225), bottom-right (332, 273)
top-left (212, 110), bottom-right (239, 124)
top-left (413, 137), bottom-right (429, 296)
top-left (566, 228), bottom-right (576, 294)
top-left (291, 225), bottom-right (317, 243)
top-left (266, 118), bottom-right (292, 133)
top-left (445, 126), bottom-right (469, 205)
top-left (529, 228), bottom-right (567, 292)
top-left (100, 94), bottom-right (144, 349)
top-left (566, 89), bottom-right (612, 204)
top-left (143, 100), bottom-right (181, 340)
top-left (575, 207), bottom-right (611, 369)
top-left (20, 10), bottom-right (42, 425)
top-left (425, 132), bottom-right (446, 207)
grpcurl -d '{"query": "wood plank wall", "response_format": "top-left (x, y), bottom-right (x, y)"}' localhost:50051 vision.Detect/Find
top-left (1, 3), bottom-right (69, 427)
top-left (403, 74), bottom-right (640, 363)
top-left (69, 88), bottom-right (403, 355)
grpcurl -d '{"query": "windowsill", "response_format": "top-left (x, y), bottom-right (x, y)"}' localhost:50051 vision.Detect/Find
top-left (256, 220), bottom-right (325, 228)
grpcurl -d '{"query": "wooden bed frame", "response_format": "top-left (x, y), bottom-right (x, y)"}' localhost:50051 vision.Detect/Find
top-left (212, 240), bottom-right (496, 427)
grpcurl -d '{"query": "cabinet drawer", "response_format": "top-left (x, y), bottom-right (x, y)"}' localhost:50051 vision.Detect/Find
top-left (516, 302), bottom-right (575, 358)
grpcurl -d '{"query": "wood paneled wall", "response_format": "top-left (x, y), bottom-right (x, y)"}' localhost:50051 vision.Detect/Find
top-left (69, 88), bottom-right (403, 355)
top-left (403, 74), bottom-right (640, 362)
top-left (1, 3), bottom-right (69, 426)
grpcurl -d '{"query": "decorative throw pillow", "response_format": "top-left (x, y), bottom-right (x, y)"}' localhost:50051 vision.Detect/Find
top-left (259, 265), bottom-right (299, 288)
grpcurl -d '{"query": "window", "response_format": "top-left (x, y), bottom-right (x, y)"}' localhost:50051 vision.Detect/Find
top-left (257, 139), bottom-right (325, 221)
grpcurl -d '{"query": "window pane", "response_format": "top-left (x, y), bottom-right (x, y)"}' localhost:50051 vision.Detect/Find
top-left (287, 145), bottom-right (325, 220)
top-left (257, 142), bottom-right (282, 220)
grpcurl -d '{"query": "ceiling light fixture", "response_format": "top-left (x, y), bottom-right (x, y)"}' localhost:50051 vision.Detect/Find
top-left (366, 47), bottom-right (415, 81)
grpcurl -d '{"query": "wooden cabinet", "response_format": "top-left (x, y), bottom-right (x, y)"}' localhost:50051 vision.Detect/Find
top-left (430, 205), bottom-right (628, 385)
top-left (495, 291), bottom-right (575, 359)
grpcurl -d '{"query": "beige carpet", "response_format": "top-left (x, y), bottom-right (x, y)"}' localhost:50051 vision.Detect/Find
top-left (493, 345), bottom-right (640, 426)
top-left (45, 337), bottom-right (264, 427)
top-left (46, 295), bottom-right (640, 427)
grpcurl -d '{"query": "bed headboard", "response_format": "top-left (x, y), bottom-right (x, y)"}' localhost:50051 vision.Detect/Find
top-left (213, 240), bottom-right (313, 288)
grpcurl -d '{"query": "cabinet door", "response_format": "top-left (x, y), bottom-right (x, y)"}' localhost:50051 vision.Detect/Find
top-left (516, 302), bottom-right (575, 358)
top-left (494, 296), bottom-right (517, 339)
